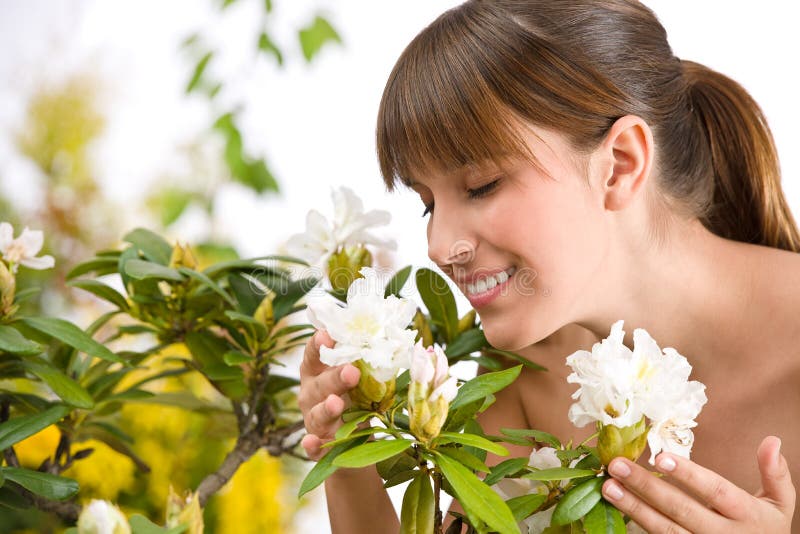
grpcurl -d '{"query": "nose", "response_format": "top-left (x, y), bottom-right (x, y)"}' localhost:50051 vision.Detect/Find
top-left (427, 211), bottom-right (477, 271)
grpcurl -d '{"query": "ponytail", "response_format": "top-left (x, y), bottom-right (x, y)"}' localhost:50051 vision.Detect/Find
top-left (682, 60), bottom-right (800, 252)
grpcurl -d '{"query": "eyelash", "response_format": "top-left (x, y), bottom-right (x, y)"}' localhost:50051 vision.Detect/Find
top-left (421, 179), bottom-right (501, 217)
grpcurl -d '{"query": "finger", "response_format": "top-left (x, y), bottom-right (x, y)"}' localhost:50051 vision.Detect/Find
top-left (607, 458), bottom-right (722, 532)
top-left (299, 364), bottom-right (360, 412)
top-left (301, 433), bottom-right (326, 461)
top-left (602, 478), bottom-right (690, 534)
top-left (305, 394), bottom-right (346, 438)
top-left (652, 452), bottom-right (752, 519)
top-left (300, 330), bottom-right (335, 378)
top-left (757, 436), bottom-right (796, 514)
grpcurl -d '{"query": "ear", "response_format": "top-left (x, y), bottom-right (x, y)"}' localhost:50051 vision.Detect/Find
top-left (598, 115), bottom-right (654, 211)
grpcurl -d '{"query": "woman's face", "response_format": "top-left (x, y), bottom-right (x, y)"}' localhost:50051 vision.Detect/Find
top-left (409, 127), bottom-right (612, 350)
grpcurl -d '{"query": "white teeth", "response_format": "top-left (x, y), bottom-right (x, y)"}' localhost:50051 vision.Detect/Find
top-left (465, 269), bottom-right (513, 296)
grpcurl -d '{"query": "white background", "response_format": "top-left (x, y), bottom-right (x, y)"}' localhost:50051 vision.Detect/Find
top-left (0, 1), bottom-right (798, 531)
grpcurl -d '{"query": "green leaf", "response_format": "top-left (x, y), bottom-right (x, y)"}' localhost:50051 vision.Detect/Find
top-left (500, 428), bottom-right (562, 448)
top-left (438, 447), bottom-right (490, 473)
top-left (272, 277), bottom-right (318, 321)
top-left (186, 51), bottom-right (214, 94)
top-left (445, 328), bottom-right (488, 359)
top-left (13, 287), bottom-right (41, 304)
top-left (298, 436), bottom-right (369, 497)
top-left (485, 348), bottom-right (547, 371)
top-left (523, 467), bottom-right (597, 481)
top-left (0, 405), bottom-right (70, 450)
top-left (333, 439), bottom-right (414, 469)
top-left (66, 256), bottom-right (119, 279)
top-left (400, 472), bottom-right (435, 534)
top-left (436, 432), bottom-right (508, 457)
top-left (129, 513), bottom-right (188, 534)
top-left (415, 268), bottom-right (458, 342)
top-left (384, 265), bottom-right (412, 298)
top-left (148, 187), bottom-right (194, 228)
top-left (178, 267), bottom-right (236, 306)
top-left (223, 351), bottom-right (254, 365)
top-left (450, 366), bottom-right (521, 410)
top-left (298, 15), bottom-right (342, 62)
top-left (551, 477), bottom-right (604, 526)
top-left (21, 361), bottom-right (94, 409)
top-left (67, 279), bottom-right (129, 311)
top-left (0, 467), bottom-right (78, 500)
top-left (583, 499), bottom-right (626, 534)
top-left (124, 260), bottom-right (184, 282)
top-left (435, 452), bottom-right (520, 534)
top-left (334, 411), bottom-right (374, 440)
top-left (0, 325), bottom-right (41, 356)
top-left (19, 317), bottom-right (123, 364)
top-left (483, 457), bottom-right (529, 486)
top-left (507, 493), bottom-right (547, 522)
top-left (376, 450), bottom-right (417, 481)
top-left (124, 228), bottom-right (173, 265)
top-left (258, 31), bottom-right (283, 65)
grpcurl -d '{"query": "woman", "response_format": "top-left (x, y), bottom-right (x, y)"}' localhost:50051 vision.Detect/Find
top-left (300, 1), bottom-right (798, 531)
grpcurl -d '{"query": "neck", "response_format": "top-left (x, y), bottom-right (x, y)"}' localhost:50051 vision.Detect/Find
top-left (577, 216), bottom-right (754, 364)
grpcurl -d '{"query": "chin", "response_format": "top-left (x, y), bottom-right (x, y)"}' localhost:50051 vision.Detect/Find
top-left (481, 320), bottom-right (545, 352)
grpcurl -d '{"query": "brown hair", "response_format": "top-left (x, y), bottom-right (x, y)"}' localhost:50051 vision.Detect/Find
top-left (376, 0), bottom-right (800, 252)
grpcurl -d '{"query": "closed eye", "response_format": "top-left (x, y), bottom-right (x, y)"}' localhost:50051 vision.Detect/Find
top-left (467, 178), bottom-right (501, 199)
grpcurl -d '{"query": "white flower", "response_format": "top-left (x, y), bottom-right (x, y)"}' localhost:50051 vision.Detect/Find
top-left (77, 500), bottom-right (131, 534)
top-left (566, 321), bottom-right (707, 464)
top-left (307, 267), bottom-right (416, 380)
top-left (0, 222), bottom-right (55, 272)
top-left (286, 187), bottom-right (396, 264)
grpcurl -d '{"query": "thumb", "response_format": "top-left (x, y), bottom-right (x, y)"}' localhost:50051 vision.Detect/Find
top-left (756, 436), bottom-right (796, 513)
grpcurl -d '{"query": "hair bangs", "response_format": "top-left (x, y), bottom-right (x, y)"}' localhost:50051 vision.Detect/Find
top-left (376, 7), bottom-right (534, 190)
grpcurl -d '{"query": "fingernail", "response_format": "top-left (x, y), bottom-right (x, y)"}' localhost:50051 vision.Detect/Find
top-left (657, 455), bottom-right (677, 472)
top-left (609, 460), bottom-right (631, 478)
top-left (604, 481), bottom-right (624, 501)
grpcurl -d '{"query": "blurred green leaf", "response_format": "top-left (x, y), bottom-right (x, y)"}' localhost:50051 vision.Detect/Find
top-left (445, 328), bottom-right (487, 359)
top-left (483, 457), bottom-right (529, 486)
top-left (179, 267), bottom-right (236, 306)
top-left (298, 15), bottom-right (342, 62)
top-left (223, 350), bottom-right (254, 365)
top-left (258, 31), bottom-right (283, 65)
top-left (438, 447), bottom-right (490, 473)
top-left (213, 112), bottom-right (279, 194)
top-left (500, 428), bottom-right (561, 449)
top-left (124, 228), bottom-right (173, 265)
top-left (485, 348), bottom-right (547, 371)
top-left (0, 325), bottom-right (41, 356)
top-left (22, 361), bottom-right (94, 409)
top-left (186, 51), bottom-right (214, 94)
top-left (130, 514), bottom-right (188, 534)
top-left (0, 405), bottom-right (70, 450)
top-left (384, 265), bottom-right (412, 298)
top-left (148, 187), bottom-right (195, 227)
top-left (584, 499), bottom-right (626, 534)
top-left (67, 279), bottom-right (129, 311)
top-left (507, 493), bottom-right (547, 522)
top-left (523, 467), bottom-right (597, 482)
top-left (19, 317), bottom-right (123, 364)
top-left (298, 435), bottom-right (370, 497)
top-left (0, 467), bottom-right (78, 500)
top-left (66, 256), bottom-right (119, 280)
top-left (124, 260), bottom-right (184, 282)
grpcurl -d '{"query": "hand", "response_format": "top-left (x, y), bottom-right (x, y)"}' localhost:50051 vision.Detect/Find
top-left (298, 329), bottom-right (361, 460)
top-left (601, 436), bottom-right (795, 533)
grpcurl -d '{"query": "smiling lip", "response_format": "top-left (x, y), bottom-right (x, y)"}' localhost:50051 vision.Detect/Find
top-left (459, 267), bottom-right (516, 309)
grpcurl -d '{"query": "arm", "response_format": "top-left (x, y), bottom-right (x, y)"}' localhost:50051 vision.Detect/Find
top-left (602, 436), bottom-right (795, 533)
top-left (299, 331), bottom-right (400, 534)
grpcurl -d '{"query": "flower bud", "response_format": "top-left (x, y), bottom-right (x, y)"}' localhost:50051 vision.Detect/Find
top-left (326, 245), bottom-right (372, 295)
top-left (0, 261), bottom-right (16, 318)
top-left (253, 290), bottom-right (276, 331)
top-left (408, 343), bottom-right (458, 444)
top-left (169, 243), bottom-right (198, 270)
top-left (348, 360), bottom-right (396, 412)
top-left (77, 500), bottom-right (131, 534)
top-left (166, 488), bottom-right (204, 534)
top-left (597, 417), bottom-right (648, 466)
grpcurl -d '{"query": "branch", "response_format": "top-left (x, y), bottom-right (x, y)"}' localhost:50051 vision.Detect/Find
top-left (16, 487), bottom-right (81, 524)
top-left (195, 432), bottom-right (262, 507)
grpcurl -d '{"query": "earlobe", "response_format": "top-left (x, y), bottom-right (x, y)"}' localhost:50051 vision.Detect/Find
top-left (601, 115), bottom-right (654, 211)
